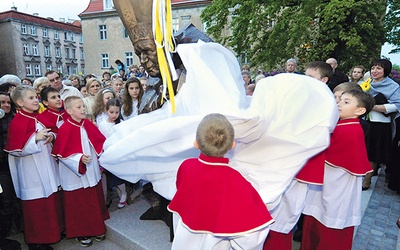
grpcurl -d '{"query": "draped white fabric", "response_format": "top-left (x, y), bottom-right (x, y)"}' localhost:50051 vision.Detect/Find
top-left (99, 41), bottom-right (338, 208)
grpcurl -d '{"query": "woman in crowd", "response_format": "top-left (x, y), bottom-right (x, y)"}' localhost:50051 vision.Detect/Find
top-left (363, 59), bottom-right (400, 190)
top-left (83, 78), bottom-right (102, 114)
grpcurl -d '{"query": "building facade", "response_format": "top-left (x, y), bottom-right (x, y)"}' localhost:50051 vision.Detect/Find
top-left (0, 8), bottom-right (84, 80)
top-left (79, 0), bottom-right (212, 78)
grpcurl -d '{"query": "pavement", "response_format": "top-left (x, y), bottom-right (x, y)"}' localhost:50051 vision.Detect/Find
top-left (5, 167), bottom-right (400, 249)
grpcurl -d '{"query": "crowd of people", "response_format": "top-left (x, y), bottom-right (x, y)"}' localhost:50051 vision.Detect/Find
top-left (0, 54), bottom-right (399, 250)
top-left (0, 64), bottom-right (148, 249)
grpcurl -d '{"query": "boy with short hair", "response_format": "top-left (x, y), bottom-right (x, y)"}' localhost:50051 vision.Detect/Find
top-left (168, 113), bottom-right (274, 250)
top-left (301, 89), bottom-right (375, 249)
top-left (305, 61), bottom-right (334, 85)
top-left (5, 85), bottom-right (64, 250)
top-left (52, 96), bottom-right (109, 247)
top-left (37, 87), bottom-right (69, 134)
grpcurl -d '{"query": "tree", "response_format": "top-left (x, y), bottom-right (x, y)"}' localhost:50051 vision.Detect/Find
top-left (385, 0), bottom-right (400, 54)
top-left (201, 0), bottom-right (388, 72)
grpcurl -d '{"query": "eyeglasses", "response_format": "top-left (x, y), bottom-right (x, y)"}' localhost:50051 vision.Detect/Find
top-left (49, 76), bottom-right (61, 82)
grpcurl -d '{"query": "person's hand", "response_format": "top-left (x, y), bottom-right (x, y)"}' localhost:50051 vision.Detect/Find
top-left (35, 129), bottom-right (51, 143)
top-left (44, 133), bottom-right (54, 144)
top-left (81, 155), bottom-right (92, 165)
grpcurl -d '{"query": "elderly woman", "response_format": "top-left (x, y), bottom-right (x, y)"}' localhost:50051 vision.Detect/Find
top-left (83, 78), bottom-right (102, 114)
top-left (363, 59), bottom-right (400, 190)
top-left (68, 74), bottom-right (82, 88)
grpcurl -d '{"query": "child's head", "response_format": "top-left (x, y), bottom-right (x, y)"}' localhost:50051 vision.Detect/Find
top-left (112, 78), bottom-right (124, 94)
top-left (124, 77), bottom-right (143, 101)
top-left (105, 98), bottom-right (122, 124)
top-left (305, 61), bottom-right (333, 84)
top-left (86, 78), bottom-right (102, 96)
top-left (65, 96), bottom-right (85, 121)
top-left (337, 89), bottom-right (375, 120)
top-left (139, 77), bottom-right (148, 91)
top-left (10, 85), bottom-right (38, 113)
top-left (92, 88), bottom-right (116, 117)
top-left (40, 86), bottom-right (62, 110)
top-left (33, 77), bottom-right (51, 95)
top-left (349, 65), bottom-right (366, 82)
top-left (333, 82), bottom-right (362, 104)
top-left (195, 113), bottom-right (235, 157)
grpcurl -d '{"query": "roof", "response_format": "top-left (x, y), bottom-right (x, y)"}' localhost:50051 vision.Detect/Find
top-left (80, 0), bottom-right (104, 16)
top-left (0, 10), bottom-right (81, 33)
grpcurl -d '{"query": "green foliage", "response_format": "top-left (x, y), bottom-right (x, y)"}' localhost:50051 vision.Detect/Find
top-left (385, 0), bottom-right (400, 54)
top-left (201, 0), bottom-right (389, 72)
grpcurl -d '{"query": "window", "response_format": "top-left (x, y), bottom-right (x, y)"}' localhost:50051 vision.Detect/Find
top-left (104, 0), bottom-right (114, 10)
top-left (44, 46), bottom-right (50, 57)
top-left (65, 48), bottom-right (70, 58)
top-left (55, 47), bottom-right (61, 58)
top-left (43, 28), bottom-right (48, 37)
top-left (54, 30), bottom-right (59, 39)
top-left (72, 49), bottom-right (76, 59)
top-left (57, 65), bottom-right (63, 73)
top-left (80, 34), bottom-right (83, 43)
top-left (81, 49), bottom-right (85, 60)
top-left (181, 15), bottom-right (191, 26)
top-left (26, 64), bottom-right (32, 76)
top-left (81, 65), bottom-right (85, 75)
top-left (30, 26), bottom-right (36, 35)
top-left (23, 43), bottom-right (30, 55)
top-left (123, 28), bottom-right (129, 38)
top-left (32, 44), bottom-right (39, 56)
top-left (101, 53), bottom-right (109, 68)
top-left (34, 65), bottom-right (41, 76)
top-left (21, 24), bottom-right (27, 34)
top-left (172, 18), bottom-right (179, 32)
top-left (46, 64), bottom-right (52, 72)
top-left (67, 66), bottom-right (71, 75)
top-left (64, 32), bottom-right (68, 41)
top-left (99, 25), bottom-right (107, 40)
top-left (73, 66), bottom-right (78, 74)
top-left (125, 52), bottom-right (133, 66)
top-left (71, 33), bottom-right (75, 42)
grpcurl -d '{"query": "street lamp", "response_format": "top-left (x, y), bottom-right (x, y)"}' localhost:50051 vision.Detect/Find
top-left (109, 66), bottom-right (114, 72)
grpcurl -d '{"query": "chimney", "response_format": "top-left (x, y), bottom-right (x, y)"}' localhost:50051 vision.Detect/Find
top-left (47, 17), bottom-right (54, 21)
top-left (59, 18), bottom-right (65, 22)
top-left (33, 13), bottom-right (39, 16)
top-left (11, 5), bottom-right (17, 11)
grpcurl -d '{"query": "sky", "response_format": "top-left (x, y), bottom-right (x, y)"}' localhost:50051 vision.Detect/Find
top-left (0, 0), bottom-right (90, 21)
top-left (0, 0), bottom-right (399, 66)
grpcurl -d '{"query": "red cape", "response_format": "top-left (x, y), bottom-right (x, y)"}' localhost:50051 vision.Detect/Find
top-left (168, 154), bottom-right (274, 236)
top-left (37, 108), bottom-right (69, 134)
top-left (295, 151), bottom-right (325, 185)
top-left (5, 110), bottom-right (38, 152)
top-left (325, 118), bottom-right (372, 175)
top-left (52, 118), bottom-right (105, 159)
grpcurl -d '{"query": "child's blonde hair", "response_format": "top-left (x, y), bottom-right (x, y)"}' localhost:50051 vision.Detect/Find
top-left (64, 96), bottom-right (82, 110)
top-left (333, 82), bottom-right (362, 93)
top-left (10, 85), bottom-right (35, 108)
top-left (196, 113), bottom-right (234, 157)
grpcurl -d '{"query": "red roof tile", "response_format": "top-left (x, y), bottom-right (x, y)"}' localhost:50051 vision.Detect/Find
top-left (0, 10), bottom-right (81, 33)
top-left (80, 0), bottom-right (104, 16)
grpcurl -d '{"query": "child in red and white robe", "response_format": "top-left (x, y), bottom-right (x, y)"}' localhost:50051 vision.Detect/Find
top-left (302, 89), bottom-right (375, 249)
top-left (168, 113), bottom-right (274, 250)
top-left (52, 96), bottom-right (109, 247)
top-left (5, 85), bottom-right (64, 249)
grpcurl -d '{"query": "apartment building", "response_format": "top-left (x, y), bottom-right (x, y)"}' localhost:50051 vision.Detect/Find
top-left (79, 0), bottom-right (212, 77)
top-left (0, 7), bottom-right (84, 80)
